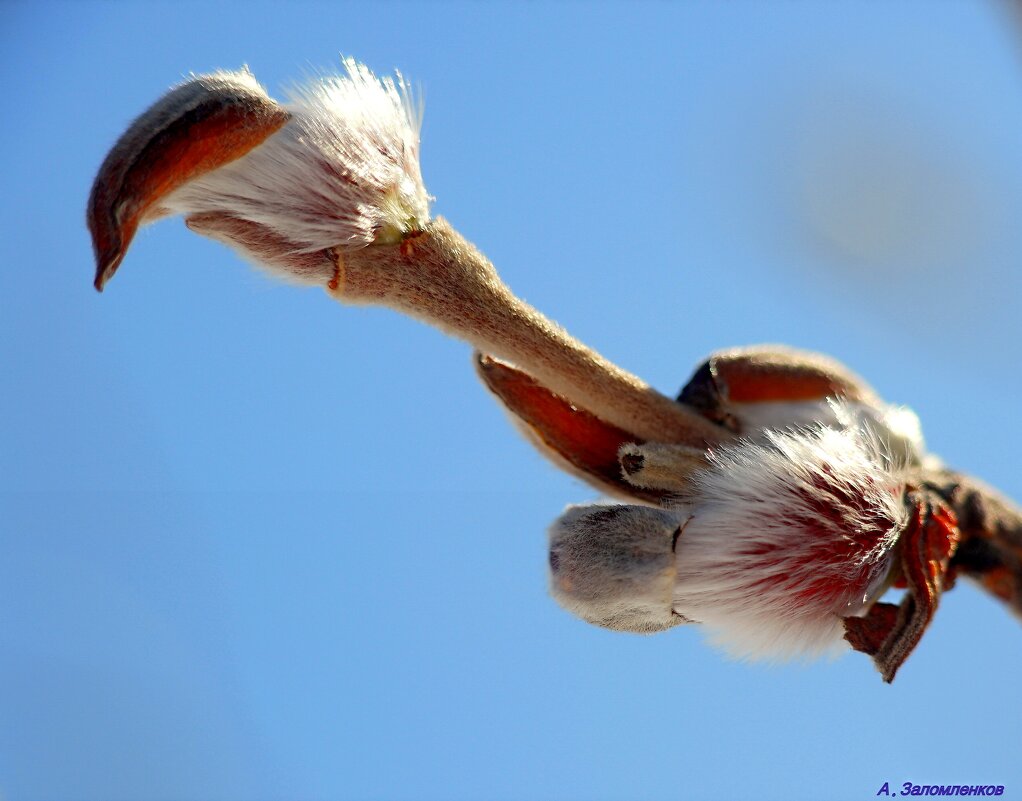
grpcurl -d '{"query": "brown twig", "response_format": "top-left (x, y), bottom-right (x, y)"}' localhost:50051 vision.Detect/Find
top-left (332, 219), bottom-right (727, 450)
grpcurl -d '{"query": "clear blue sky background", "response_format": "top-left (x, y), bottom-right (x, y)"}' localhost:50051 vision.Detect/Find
top-left (3, 2), bottom-right (1022, 800)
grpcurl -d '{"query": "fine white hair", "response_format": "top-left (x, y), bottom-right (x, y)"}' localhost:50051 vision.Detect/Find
top-left (164, 58), bottom-right (430, 267)
top-left (731, 397), bottom-right (927, 469)
top-left (672, 424), bottom-right (908, 661)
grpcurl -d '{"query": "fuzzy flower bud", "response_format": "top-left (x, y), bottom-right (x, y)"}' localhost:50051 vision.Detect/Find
top-left (673, 426), bottom-right (906, 660)
top-left (549, 424), bottom-right (908, 661)
top-left (166, 58), bottom-right (430, 283)
top-left (89, 59), bottom-right (430, 290)
top-left (549, 505), bottom-right (685, 634)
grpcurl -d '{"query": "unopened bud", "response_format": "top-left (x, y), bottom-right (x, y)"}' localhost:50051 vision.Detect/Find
top-left (89, 59), bottom-right (430, 289)
top-left (549, 505), bottom-right (685, 634)
top-left (165, 58), bottom-right (430, 282)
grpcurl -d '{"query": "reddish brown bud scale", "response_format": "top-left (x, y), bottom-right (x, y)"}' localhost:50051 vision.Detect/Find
top-left (713, 349), bottom-right (873, 404)
top-left (844, 601), bottom-right (900, 656)
top-left (475, 354), bottom-right (664, 502)
top-left (185, 212), bottom-right (334, 283)
top-left (844, 493), bottom-right (960, 682)
top-left (679, 347), bottom-right (878, 429)
top-left (88, 72), bottom-right (290, 291)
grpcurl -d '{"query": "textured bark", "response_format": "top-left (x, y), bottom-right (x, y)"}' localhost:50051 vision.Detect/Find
top-left (925, 470), bottom-right (1022, 620)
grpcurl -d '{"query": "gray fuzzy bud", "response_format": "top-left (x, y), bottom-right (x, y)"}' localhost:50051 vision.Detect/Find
top-left (548, 504), bottom-right (686, 634)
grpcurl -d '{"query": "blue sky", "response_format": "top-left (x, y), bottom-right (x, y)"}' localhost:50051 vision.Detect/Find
top-left (3, 2), bottom-right (1022, 799)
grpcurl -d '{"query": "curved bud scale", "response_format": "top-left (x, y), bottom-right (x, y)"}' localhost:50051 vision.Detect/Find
top-left (88, 70), bottom-right (290, 291)
top-left (475, 353), bottom-right (684, 503)
top-left (185, 212), bottom-right (335, 284)
top-left (678, 346), bottom-right (926, 469)
top-left (678, 346), bottom-right (877, 430)
top-left (844, 493), bottom-right (960, 682)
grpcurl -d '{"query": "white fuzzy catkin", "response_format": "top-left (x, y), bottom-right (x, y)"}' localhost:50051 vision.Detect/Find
top-left (164, 59), bottom-right (430, 265)
top-left (672, 425), bottom-right (908, 661)
top-left (731, 396), bottom-right (926, 470)
top-left (547, 418), bottom-right (910, 660)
